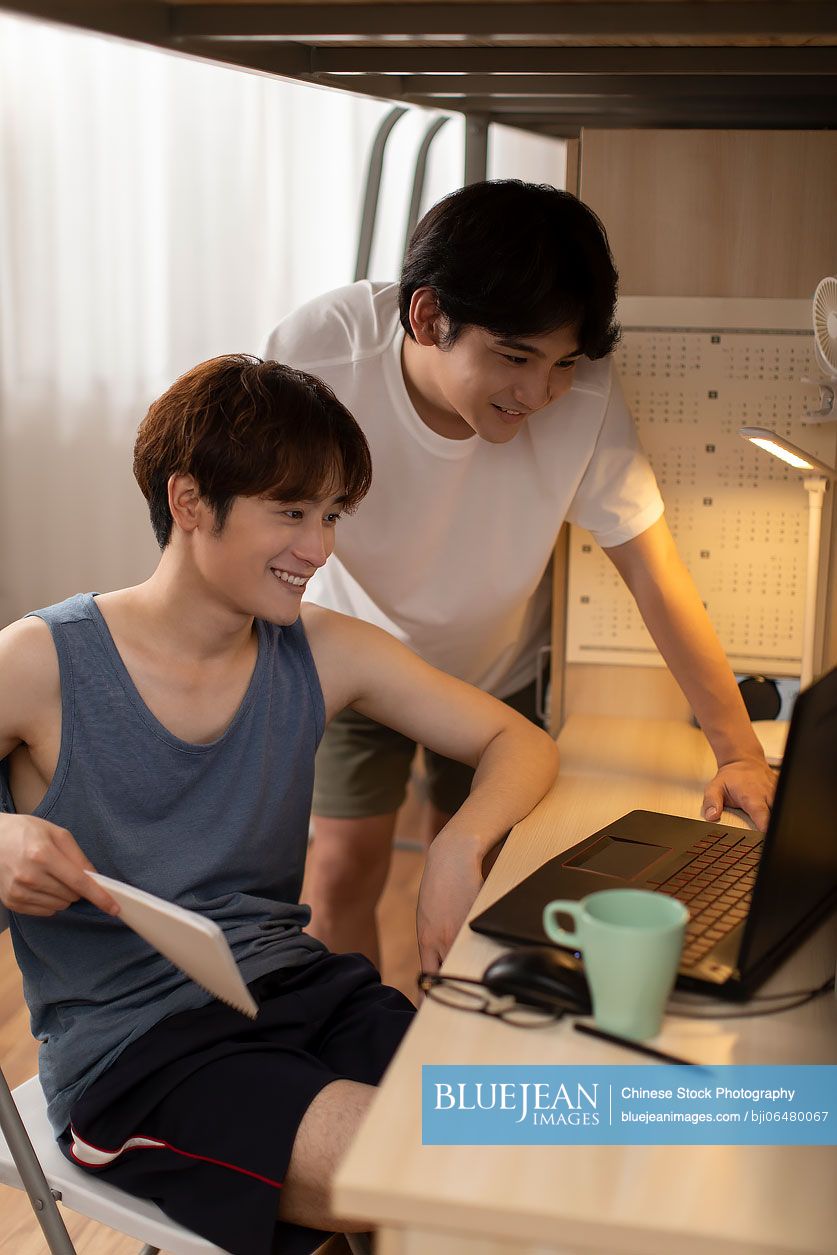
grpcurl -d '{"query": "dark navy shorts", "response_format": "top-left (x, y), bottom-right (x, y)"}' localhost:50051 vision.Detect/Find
top-left (59, 952), bottom-right (415, 1255)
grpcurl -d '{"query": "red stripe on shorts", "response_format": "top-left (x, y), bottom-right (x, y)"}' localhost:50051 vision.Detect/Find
top-left (70, 1125), bottom-right (283, 1189)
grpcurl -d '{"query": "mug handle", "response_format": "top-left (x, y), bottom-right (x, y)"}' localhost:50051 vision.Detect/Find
top-left (543, 899), bottom-right (583, 949)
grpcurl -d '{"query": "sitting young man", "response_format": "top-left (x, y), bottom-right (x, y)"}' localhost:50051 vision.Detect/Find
top-left (0, 356), bottom-right (558, 1255)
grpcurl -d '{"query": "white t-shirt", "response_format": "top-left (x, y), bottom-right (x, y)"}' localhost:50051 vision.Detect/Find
top-left (262, 282), bottom-right (663, 698)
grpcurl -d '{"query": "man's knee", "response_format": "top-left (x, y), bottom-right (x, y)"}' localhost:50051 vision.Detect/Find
top-left (308, 813), bottom-right (398, 903)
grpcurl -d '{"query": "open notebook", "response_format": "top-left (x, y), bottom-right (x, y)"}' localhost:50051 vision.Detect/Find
top-left (86, 871), bottom-right (258, 1018)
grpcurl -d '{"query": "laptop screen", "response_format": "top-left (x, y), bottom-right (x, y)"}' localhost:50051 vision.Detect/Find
top-left (739, 667), bottom-right (837, 974)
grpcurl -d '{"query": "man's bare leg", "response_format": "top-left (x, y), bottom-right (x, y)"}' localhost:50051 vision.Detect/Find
top-left (305, 807), bottom-right (503, 965)
top-left (280, 1079), bottom-right (375, 1232)
top-left (305, 813), bottom-right (398, 965)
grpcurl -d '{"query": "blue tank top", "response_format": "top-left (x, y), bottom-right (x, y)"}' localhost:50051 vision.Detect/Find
top-left (1, 593), bottom-right (327, 1133)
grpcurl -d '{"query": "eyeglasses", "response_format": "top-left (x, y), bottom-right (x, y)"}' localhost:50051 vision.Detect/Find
top-left (417, 972), bottom-right (562, 1028)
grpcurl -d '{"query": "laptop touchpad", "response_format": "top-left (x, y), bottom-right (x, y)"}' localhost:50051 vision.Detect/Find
top-left (566, 835), bottom-right (669, 879)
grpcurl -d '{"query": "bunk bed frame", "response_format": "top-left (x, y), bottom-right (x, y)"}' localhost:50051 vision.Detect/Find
top-left (3, 2), bottom-right (836, 138)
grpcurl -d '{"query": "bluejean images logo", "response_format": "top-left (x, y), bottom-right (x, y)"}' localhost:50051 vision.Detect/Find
top-left (433, 1077), bottom-right (600, 1127)
top-left (422, 1065), bottom-right (837, 1146)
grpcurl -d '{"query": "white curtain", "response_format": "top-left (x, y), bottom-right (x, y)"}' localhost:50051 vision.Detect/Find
top-left (0, 13), bottom-right (565, 625)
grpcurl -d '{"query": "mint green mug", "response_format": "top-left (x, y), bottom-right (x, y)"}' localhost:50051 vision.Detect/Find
top-left (543, 889), bottom-right (689, 1041)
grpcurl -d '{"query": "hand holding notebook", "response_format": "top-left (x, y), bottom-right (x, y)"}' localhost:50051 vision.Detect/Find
top-left (86, 870), bottom-right (258, 1018)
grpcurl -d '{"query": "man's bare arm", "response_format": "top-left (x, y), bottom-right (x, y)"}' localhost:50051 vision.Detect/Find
top-left (303, 605), bottom-right (559, 969)
top-left (605, 516), bottom-right (776, 829)
top-left (0, 619), bottom-right (119, 916)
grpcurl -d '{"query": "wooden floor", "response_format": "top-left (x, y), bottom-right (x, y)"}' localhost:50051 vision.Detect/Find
top-left (0, 840), bottom-right (426, 1254)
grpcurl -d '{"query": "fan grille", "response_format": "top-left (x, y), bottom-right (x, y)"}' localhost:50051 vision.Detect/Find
top-left (813, 276), bottom-right (837, 374)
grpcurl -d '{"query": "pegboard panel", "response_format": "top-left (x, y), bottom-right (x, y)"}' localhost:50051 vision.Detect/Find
top-left (566, 298), bottom-right (837, 676)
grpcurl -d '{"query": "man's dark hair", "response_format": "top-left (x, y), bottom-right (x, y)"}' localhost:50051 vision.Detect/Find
top-left (133, 355), bottom-right (372, 549)
top-left (399, 180), bottom-right (620, 359)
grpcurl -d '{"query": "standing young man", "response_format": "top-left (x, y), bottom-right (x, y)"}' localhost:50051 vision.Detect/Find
top-left (262, 179), bottom-right (776, 963)
top-left (0, 356), bottom-right (558, 1254)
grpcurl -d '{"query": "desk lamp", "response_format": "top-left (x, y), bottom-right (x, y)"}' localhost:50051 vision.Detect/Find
top-left (739, 427), bottom-right (836, 691)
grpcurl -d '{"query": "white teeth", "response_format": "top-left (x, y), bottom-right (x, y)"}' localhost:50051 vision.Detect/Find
top-left (497, 406), bottom-right (523, 415)
top-left (273, 569), bottom-right (306, 587)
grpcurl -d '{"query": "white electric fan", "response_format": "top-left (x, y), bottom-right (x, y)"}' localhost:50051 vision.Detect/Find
top-left (806, 276), bottom-right (837, 422)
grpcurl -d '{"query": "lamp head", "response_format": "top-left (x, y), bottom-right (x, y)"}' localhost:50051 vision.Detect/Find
top-left (739, 427), bottom-right (836, 480)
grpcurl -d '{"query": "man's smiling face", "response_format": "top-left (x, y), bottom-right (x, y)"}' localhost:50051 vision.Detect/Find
top-left (457, 324), bottom-right (583, 442)
top-left (190, 489), bottom-right (345, 626)
top-left (407, 315), bottom-right (582, 444)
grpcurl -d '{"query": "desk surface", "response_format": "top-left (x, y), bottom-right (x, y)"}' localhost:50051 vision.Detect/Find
top-left (334, 716), bottom-right (837, 1255)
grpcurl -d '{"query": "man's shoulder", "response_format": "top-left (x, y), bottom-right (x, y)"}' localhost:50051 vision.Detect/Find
top-left (0, 613), bottom-right (54, 660)
top-left (300, 601), bottom-right (359, 647)
top-left (299, 603), bottom-right (366, 710)
top-left (568, 353), bottom-right (614, 400)
top-left (0, 593), bottom-right (98, 672)
top-left (0, 615), bottom-right (59, 717)
top-left (261, 281), bottom-right (400, 370)
top-left (1, 593), bottom-right (104, 685)
top-left (300, 602), bottom-right (384, 669)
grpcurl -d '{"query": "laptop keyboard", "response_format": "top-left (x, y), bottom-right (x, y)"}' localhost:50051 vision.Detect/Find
top-left (653, 833), bottom-right (761, 968)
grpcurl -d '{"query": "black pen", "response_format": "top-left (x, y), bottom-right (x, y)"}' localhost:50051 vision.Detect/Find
top-left (574, 1020), bottom-right (698, 1067)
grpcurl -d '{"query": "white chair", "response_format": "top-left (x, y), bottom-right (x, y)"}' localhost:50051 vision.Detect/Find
top-left (0, 1067), bottom-right (229, 1254)
top-left (0, 910), bottom-right (371, 1254)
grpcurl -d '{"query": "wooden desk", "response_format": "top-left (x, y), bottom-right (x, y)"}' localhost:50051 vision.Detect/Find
top-left (334, 716), bottom-right (837, 1255)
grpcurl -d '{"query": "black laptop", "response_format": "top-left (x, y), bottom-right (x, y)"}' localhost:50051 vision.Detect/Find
top-left (471, 666), bottom-right (837, 1000)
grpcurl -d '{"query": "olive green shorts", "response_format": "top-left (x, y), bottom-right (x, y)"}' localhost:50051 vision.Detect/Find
top-left (312, 679), bottom-right (543, 819)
